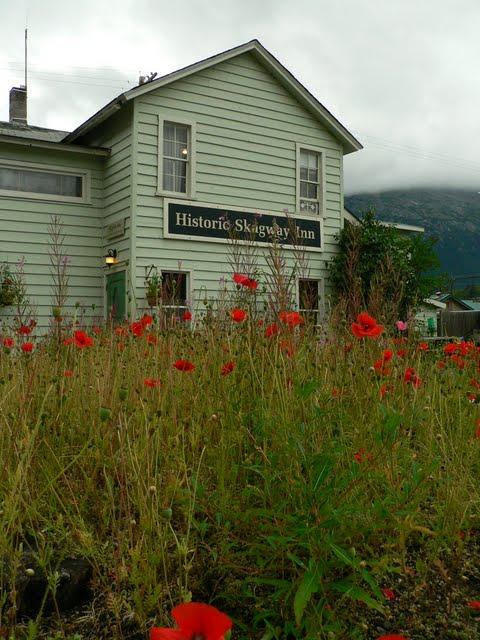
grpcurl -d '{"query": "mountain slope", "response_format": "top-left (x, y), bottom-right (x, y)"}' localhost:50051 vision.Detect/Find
top-left (345, 188), bottom-right (480, 276)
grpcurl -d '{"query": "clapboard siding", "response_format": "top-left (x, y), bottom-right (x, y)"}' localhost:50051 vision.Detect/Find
top-left (131, 51), bottom-right (343, 314)
top-left (0, 143), bottom-right (104, 330)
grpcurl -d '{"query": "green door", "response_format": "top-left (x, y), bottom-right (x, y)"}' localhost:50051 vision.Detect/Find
top-left (106, 271), bottom-right (126, 322)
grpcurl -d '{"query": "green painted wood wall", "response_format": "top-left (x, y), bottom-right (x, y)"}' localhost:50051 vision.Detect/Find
top-left (131, 51), bottom-right (344, 315)
top-left (0, 144), bottom-right (104, 330)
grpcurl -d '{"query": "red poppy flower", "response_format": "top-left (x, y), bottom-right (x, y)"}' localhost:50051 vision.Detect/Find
top-left (147, 334), bottom-right (158, 346)
top-left (74, 330), bottom-right (94, 348)
top-left (144, 378), bottom-right (161, 388)
top-left (382, 349), bottom-right (394, 362)
top-left (182, 310), bottom-right (192, 321)
top-left (233, 273), bottom-right (258, 290)
top-left (279, 311), bottom-right (304, 327)
top-left (396, 349), bottom-right (407, 358)
top-left (221, 361), bottom-right (235, 376)
top-left (377, 636), bottom-right (408, 640)
top-left (265, 322), bottom-right (280, 338)
top-left (64, 370), bottom-right (74, 377)
top-left (374, 359), bottom-right (391, 377)
top-left (2, 337), bottom-right (14, 349)
top-left (444, 342), bottom-right (458, 355)
top-left (130, 321), bottom-right (144, 337)
top-left (404, 367), bottom-right (421, 388)
top-left (476, 419), bottom-right (480, 439)
top-left (92, 326), bottom-right (102, 335)
top-left (467, 392), bottom-right (478, 403)
top-left (417, 342), bottom-right (429, 352)
top-left (279, 339), bottom-right (295, 358)
top-left (230, 308), bottom-right (247, 323)
top-left (354, 448), bottom-right (372, 464)
top-left (437, 360), bottom-right (446, 369)
top-left (115, 326), bottom-right (127, 337)
top-left (150, 602), bottom-right (232, 640)
top-left (18, 324), bottom-right (32, 336)
top-left (21, 342), bottom-right (34, 353)
top-left (351, 312), bottom-right (383, 339)
top-left (173, 359), bottom-right (195, 372)
top-left (467, 600), bottom-right (480, 610)
top-left (141, 314), bottom-right (154, 328)
top-left (382, 588), bottom-right (395, 601)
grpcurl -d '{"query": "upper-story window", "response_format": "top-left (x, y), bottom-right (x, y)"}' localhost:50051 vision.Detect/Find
top-left (296, 144), bottom-right (325, 216)
top-left (0, 162), bottom-right (88, 202)
top-left (158, 116), bottom-right (197, 199)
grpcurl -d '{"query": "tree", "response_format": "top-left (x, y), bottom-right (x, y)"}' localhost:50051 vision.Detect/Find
top-left (329, 210), bottom-right (444, 321)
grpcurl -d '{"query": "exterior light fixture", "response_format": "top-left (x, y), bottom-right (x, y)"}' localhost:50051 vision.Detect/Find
top-left (105, 249), bottom-right (118, 266)
top-left (181, 147), bottom-right (188, 156)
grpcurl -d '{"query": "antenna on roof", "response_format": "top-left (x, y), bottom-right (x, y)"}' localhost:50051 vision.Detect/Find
top-left (24, 28), bottom-right (28, 92)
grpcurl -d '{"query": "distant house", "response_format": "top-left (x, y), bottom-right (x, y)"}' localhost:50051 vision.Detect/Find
top-left (0, 39), bottom-right (363, 330)
top-left (342, 206), bottom-right (425, 234)
top-left (414, 297), bottom-right (446, 336)
top-left (428, 293), bottom-right (477, 311)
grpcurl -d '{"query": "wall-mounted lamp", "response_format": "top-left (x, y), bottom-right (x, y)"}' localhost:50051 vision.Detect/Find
top-left (105, 249), bottom-right (118, 266)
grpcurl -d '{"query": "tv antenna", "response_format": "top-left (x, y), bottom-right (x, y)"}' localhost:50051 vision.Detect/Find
top-left (24, 27), bottom-right (28, 91)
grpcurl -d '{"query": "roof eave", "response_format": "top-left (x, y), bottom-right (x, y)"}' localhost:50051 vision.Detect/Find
top-left (0, 134), bottom-right (110, 156)
top-left (62, 95), bottom-right (127, 143)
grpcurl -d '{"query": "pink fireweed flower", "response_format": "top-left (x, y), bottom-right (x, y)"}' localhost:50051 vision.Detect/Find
top-left (396, 320), bottom-right (408, 331)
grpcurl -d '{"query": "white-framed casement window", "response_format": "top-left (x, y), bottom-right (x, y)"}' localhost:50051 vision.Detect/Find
top-left (160, 270), bottom-right (192, 319)
top-left (296, 143), bottom-right (326, 216)
top-left (157, 115), bottom-right (197, 199)
top-left (297, 277), bottom-right (323, 324)
top-left (0, 160), bottom-right (90, 203)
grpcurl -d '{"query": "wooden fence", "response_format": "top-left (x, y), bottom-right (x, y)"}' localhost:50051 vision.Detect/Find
top-left (439, 310), bottom-right (480, 338)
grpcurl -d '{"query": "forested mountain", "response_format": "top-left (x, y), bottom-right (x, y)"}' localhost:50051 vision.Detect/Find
top-left (345, 189), bottom-right (480, 277)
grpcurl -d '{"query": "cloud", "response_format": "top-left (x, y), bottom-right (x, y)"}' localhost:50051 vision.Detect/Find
top-left (1, 0), bottom-right (480, 193)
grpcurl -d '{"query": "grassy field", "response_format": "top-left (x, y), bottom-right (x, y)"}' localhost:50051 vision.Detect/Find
top-left (1, 308), bottom-right (480, 639)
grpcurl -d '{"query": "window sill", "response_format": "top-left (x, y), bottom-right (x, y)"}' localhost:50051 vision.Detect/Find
top-left (155, 190), bottom-right (196, 201)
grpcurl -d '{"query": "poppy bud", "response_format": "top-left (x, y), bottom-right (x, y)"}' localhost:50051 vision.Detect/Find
top-left (99, 407), bottom-right (111, 421)
top-left (119, 388), bottom-right (128, 401)
top-left (161, 507), bottom-right (173, 520)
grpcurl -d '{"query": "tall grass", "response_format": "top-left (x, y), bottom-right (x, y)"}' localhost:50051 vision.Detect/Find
top-left (0, 316), bottom-right (479, 638)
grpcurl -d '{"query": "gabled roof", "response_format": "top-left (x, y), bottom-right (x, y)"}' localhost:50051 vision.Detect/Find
top-left (63, 39), bottom-right (362, 154)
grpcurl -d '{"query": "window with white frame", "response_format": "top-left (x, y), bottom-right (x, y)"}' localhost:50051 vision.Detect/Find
top-left (298, 278), bottom-right (322, 324)
top-left (297, 146), bottom-right (323, 215)
top-left (0, 163), bottom-right (87, 201)
top-left (158, 116), bottom-right (197, 198)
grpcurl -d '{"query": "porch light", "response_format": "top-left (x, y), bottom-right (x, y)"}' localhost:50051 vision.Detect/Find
top-left (105, 249), bottom-right (118, 266)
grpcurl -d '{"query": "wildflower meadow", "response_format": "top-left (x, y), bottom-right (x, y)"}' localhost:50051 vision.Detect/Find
top-left (1, 281), bottom-right (480, 639)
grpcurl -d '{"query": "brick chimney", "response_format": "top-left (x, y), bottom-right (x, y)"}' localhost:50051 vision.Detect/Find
top-left (9, 86), bottom-right (27, 125)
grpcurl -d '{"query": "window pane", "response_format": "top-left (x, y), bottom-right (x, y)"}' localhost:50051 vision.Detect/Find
top-left (0, 166), bottom-right (82, 197)
top-left (163, 139), bottom-right (176, 156)
top-left (300, 150), bottom-right (309, 168)
top-left (299, 279), bottom-right (319, 310)
top-left (175, 125), bottom-right (188, 144)
top-left (308, 168), bottom-right (318, 182)
top-left (163, 173), bottom-right (174, 191)
top-left (300, 166), bottom-right (308, 181)
top-left (307, 183), bottom-right (317, 199)
top-left (300, 181), bottom-right (308, 198)
top-left (175, 175), bottom-right (186, 193)
top-left (162, 272), bottom-right (187, 305)
top-left (163, 122), bottom-right (189, 192)
top-left (164, 123), bottom-right (175, 140)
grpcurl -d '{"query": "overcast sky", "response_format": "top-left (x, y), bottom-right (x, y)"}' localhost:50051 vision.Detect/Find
top-left (1, 0), bottom-right (480, 194)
